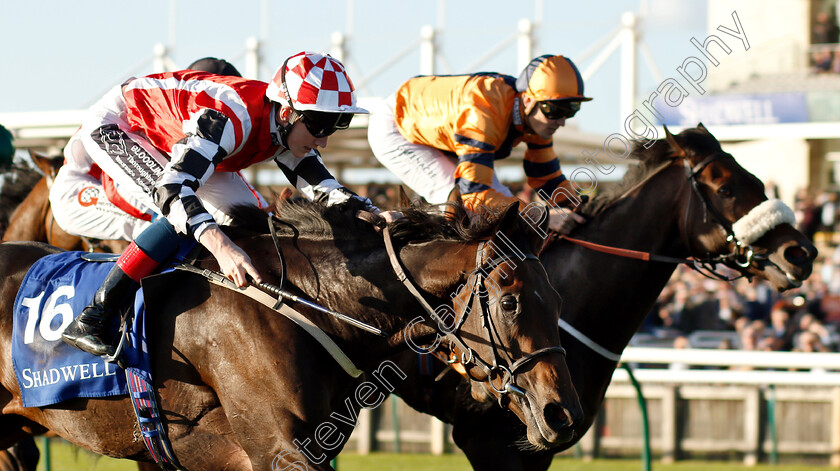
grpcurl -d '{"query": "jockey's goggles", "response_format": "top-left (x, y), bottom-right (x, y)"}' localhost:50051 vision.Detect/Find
top-left (278, 55), bottom-right (355, 138)
top-left (538, 100), bottom-right (581, 120)
top-left (295, 110), bottom-right (353, 138)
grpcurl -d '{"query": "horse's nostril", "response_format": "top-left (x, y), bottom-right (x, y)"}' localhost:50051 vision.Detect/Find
top-left (784, 245), bottom-right (810, 265)
top-left (544, 402), bottom-right (570, 428)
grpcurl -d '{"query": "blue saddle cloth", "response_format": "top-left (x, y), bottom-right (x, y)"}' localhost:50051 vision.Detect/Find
top-left (12, 251), bottom-right (150, 408)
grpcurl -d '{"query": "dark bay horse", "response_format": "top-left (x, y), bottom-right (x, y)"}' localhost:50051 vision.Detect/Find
top-left (0, 198), bottom-right (581, 470)
top-left (1, 152), bottom-right (127, 253)
top-left (389, 124), bottom-right (817, 470)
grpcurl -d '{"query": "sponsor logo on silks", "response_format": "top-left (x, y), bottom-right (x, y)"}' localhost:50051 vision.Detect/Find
top-left (78, 186), bottom-right (100, 206)
top-left (100, 127), bottom-right (128, 157)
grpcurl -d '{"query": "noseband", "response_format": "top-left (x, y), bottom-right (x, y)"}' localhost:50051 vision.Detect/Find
top-left (382, 226), bottom-right (566, 401)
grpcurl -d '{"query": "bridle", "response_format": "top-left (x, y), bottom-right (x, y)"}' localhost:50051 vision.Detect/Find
top-left (679, 151), bottom-right (766, 279)
top-left (556, 146), bottom-right (798, 363)
top-left (557, 151), bottom-right (770, 282)
top-left (382, 226), bottom-right (566, 403)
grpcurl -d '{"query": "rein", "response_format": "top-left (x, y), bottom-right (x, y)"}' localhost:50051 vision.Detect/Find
top-left (173, 215), bottom-right (396, 378)
top-left (553, 234), bottom-right (688, 264)
top-left (381, 226), bottom-right (566, 401)
top-left (552, 153), bottom-right (772, 282)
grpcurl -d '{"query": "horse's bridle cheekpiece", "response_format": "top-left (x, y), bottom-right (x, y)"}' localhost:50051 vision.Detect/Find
top-left (382, 226), bottom-right (566, 405)
top-left (680, 152), bottom-right (794, 280)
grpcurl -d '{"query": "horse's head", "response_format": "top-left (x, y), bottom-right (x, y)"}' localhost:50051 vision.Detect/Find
top-left (662, 124), bottom-right (816, 290)
top-left (419, 203), bottom-right (582, 448)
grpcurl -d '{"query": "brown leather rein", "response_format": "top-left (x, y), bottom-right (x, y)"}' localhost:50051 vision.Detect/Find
top-left (546, 155), bottom-right (763, 281)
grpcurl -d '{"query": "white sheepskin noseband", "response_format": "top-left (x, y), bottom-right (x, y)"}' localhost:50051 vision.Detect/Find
top-left (731, 199), bottom-right (796, 245)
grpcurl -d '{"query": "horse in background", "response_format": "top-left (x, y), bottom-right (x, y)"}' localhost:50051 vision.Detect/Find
top-left (2, 151), bottom-right (127, 253)
top-left (0, 151), bottom-right (44, 239)
top-left (389, 124), bottom-right (817, 470)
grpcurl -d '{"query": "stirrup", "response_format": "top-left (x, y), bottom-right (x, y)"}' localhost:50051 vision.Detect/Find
top-left (103, 327), bottom-right (129, 366)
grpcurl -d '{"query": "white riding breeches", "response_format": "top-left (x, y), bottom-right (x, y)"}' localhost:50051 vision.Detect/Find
top-left (366, 95), bottom-right (512, 204)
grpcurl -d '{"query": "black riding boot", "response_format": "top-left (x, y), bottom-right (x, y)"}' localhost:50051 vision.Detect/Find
top-left (61, 265), bottom-right (134, 356)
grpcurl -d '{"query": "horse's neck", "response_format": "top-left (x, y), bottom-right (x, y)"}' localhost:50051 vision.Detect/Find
top-left (277, 237), bottom-right (468, 370)
top-left (2, 178), bottom-right (50, 242)
top-left (547, 172), bottom-right (689, 357)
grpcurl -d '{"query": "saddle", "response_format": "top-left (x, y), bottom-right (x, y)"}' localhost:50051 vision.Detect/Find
top-left (12, 250), bottom-right (183, 469)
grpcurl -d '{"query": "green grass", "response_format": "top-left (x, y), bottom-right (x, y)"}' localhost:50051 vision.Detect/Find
top-left (32, 439), bottom-right (831, 471)
top-left (336, 455), bottom-right (830, 471)
top-left (35, 438), bottom-right (134, 471)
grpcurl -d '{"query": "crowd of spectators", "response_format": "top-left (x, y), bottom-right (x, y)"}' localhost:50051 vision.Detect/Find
top-left (811, 9), bottom-right (840, 73)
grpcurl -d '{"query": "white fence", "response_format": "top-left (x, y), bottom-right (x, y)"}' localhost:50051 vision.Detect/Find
top-left (617, 347), bottom-right (840, 386)
top-left (583, 347), bottom-right (840, 465)
top-left (341, 347), bottom-right (840, 466)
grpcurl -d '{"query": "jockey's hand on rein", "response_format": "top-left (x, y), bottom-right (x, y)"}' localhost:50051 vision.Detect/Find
top-left (547, 197), bottom-right (588, 235)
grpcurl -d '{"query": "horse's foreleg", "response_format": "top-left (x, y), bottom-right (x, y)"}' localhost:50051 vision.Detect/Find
top-left (2, 439), bottom-right (39, 471)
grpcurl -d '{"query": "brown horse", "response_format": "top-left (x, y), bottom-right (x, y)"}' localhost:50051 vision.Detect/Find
top-left (388, 124), bottom-right (818, 470)
top-left (1, 152), bottom-right (127, 253)
top-left (0, 198), bottom-right (582, 470)
top-left (0, 154), bottom-right (43, 239)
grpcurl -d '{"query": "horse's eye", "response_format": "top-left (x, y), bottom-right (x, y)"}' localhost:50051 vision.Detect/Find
top-left (717, 185), bottom-right (733, 198)
top-left (500, 295), bottom-right (518, 312)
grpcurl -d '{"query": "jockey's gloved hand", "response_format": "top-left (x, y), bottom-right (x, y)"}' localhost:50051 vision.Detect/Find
top-left (548, 194), bottom-right (589, 235)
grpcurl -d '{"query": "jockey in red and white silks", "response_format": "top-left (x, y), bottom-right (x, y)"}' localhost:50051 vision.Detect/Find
top-left (51, 69), bottom-right (373, 242)
top-left (56, 52), bottom-right (381, 358)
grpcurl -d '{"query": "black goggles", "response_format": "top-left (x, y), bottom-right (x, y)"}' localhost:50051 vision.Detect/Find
top-left (279, 56), bottom-right (354, 138)
top-left (538, 100), bottom-right (581, 120)
top-left (295, 110), bottom-right (354, 138)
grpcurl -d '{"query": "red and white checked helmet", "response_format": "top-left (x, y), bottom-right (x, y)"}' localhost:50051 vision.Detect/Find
top-left (266, 51), bottom-right (368, 114)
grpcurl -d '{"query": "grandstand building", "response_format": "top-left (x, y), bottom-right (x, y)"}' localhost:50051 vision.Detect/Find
top-left (663, 0), bottom-right (840, 206)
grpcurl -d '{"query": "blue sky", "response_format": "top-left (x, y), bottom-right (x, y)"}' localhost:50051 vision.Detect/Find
top-left (0, 0), bottom-right (708, 135)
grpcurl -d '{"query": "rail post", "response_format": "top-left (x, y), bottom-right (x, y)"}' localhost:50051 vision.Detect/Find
top-left (42, 435), bottom-right (51, 471)
top-left (622, 362), bottom-right (652, 471)
top-left (767, 384), bottom-right (778, 465)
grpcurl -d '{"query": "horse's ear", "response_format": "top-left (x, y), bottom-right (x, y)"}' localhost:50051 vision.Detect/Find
top-left (444, 186), bottom-right (464, 222)
top-left (497, 201), bottom-right (548, 255)
top-left (498, 201), bottom-right (521, 230)
top-left (268, 187), bottom-right (294, 212)
top-left (278, 187), bottom-right (294, 200)
top-left (663, 125), bottom-right (686, 157)
top-left (397, 185), bottom-right (412, 208)
top-left (28, 150), bottom-right (63, 178)
top-left (518, 204), bottom-right (550, 256)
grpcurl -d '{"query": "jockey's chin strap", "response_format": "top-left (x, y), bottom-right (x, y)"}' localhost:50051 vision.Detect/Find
top-left (381, 226), bottom-right (566, 402)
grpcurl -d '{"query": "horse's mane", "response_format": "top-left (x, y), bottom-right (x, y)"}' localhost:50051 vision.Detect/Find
top-left (225, 197), bottom-right (513, 245)
top-left (581, 126), bottom-right (723, 217)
